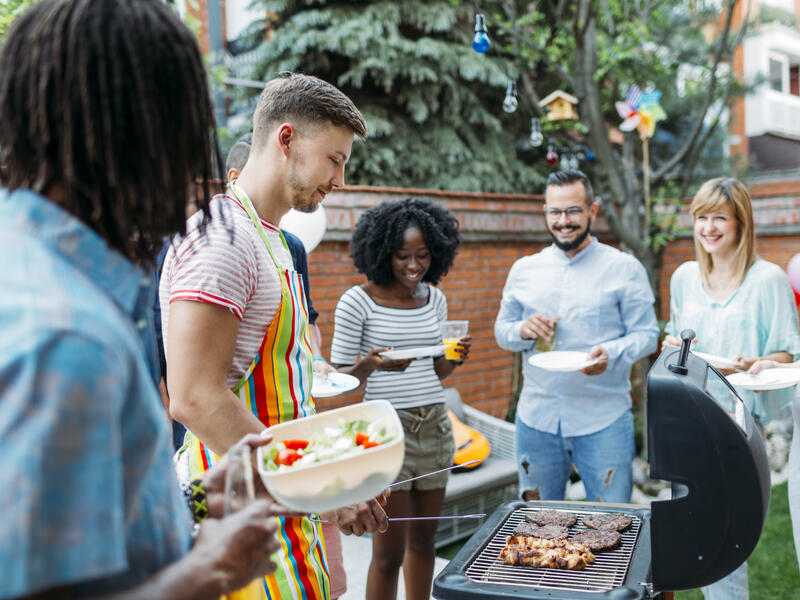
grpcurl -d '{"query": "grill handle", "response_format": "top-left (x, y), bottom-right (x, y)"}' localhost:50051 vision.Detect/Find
top-left (668, 328), bottom-right (695, 375)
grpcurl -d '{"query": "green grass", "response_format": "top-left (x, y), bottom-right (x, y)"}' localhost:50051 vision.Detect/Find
top-left (437, 540), bottom-right (462, 561)
top-left (438, 483), bottom-right (799, 599)
top-left (678, 482), bottom-right (800, 600)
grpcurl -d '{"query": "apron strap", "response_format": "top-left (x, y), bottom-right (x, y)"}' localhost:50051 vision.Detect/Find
top-left (228, 181), bottom-right (292, 272)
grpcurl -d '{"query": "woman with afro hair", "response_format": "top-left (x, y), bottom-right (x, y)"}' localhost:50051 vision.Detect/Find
top-left (330, 198), bottom-right (471, 600)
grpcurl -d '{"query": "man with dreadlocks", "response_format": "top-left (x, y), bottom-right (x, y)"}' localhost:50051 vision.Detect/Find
top-left (160, 73), bottom-right (388, 599)
top-left (0, 1), bottom-right (286, 597)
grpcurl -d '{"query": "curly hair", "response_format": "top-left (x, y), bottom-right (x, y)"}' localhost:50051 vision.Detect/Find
top-left (350, 199), bottom-right (461, 286)
top-left (0, 0), bottom-right (219, 266)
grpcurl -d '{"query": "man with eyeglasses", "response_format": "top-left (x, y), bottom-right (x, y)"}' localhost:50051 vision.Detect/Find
top-left (494, 170), bottom-right (659, 504)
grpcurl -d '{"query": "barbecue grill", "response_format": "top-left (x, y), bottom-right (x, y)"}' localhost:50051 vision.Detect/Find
top-left (433, 330), bottom-right (771, 599)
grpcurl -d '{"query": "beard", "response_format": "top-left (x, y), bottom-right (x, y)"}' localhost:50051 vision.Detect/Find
top-left (287, 161), bottom-right (325, 214)
top-left (292, 191), bottom-right (318, 214)
top-left (547, 218), bottom-right (592, 252)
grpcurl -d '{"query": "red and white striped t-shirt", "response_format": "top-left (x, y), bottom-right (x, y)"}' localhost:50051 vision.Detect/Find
top-left (159, 193), bottom-right (292, 388)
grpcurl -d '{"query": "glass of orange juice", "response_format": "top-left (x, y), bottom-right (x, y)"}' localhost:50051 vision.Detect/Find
top-left (441, 320), bottom-right (469, 361)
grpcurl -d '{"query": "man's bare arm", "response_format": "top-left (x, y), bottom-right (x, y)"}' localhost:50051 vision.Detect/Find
top-left (167, 300), bottom-right (265, 455)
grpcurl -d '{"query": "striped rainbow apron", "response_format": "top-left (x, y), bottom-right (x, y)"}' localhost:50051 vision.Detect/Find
top-left (176, 183), bottom-right (330, 599)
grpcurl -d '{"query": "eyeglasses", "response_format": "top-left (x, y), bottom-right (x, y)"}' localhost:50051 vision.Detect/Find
top-left (545, 206), bottom-right (585, 220)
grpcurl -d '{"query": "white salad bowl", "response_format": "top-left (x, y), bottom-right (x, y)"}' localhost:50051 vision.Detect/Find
top-left (256, 400), bottom-right (405, 514)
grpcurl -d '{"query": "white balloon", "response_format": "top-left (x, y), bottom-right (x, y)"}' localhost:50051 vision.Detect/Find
top-left (279, 205), bottom-right (327, 254)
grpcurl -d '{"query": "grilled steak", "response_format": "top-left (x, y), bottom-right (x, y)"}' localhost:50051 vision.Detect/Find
top-left (513, 522), bottom-right (569, 539)
top-left (500, 535), bottom-right (595, 570)
top-left (583, 512), bottom-right (633, 532)
top-left (571, 529), bottom-right (622, 551)
top-left (524, 510), bottom-right (578, 528)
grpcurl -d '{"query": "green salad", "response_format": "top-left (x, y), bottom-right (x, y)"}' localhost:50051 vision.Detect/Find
top-left (263, 418), bottom-right (395, 472)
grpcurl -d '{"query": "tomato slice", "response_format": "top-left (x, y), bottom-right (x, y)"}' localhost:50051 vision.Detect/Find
top-left (275, 448), bottom-right (301, 466)
top-left (355, 432), bottom-right (370, 446)
top-left (284, 439), bottom-right (309, 450)
top-left (361, 440), bottom-right (380, 449)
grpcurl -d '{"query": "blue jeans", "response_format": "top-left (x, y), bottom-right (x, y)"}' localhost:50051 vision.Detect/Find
top-left (515, 411), bottom-right (634, 503)
top-left (701, 563), bottom-right (748, 600)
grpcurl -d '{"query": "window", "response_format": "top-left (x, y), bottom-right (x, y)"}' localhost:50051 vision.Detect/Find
top-left (768, 52), bottom-right (800, 97)
top-left (769, 56), bottom-right (784, 92)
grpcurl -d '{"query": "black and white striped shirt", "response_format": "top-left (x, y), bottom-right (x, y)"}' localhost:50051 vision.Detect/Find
top-left (330, 285), bottom-right (448, 410)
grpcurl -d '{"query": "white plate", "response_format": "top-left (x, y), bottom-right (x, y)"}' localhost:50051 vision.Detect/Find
top-left (727, 368), bottom-right (800, 391)
top-left (256, 400), bottom-right (405, 513)
top-left (692, 351), bottom-right (736, 369)
top-left (379, 345), bottom-right (447, 360)
top-left (528, 351), bottom-right (598, 372)
top-left (311, 372), bottom-right (360, 398)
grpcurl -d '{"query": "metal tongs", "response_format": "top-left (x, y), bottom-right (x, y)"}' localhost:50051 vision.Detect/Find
top-left (389, 459), bottom-right (480, 488)
top-left (311, 460), bottom-right (486, 522)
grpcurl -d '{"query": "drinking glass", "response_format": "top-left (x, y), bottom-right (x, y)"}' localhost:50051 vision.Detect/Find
top-left (534, 317), bottom-right (560, 352)
top-left (441, 320), bottom-right (469, 360)
top-left (221, 445), bottom-right (262, 600)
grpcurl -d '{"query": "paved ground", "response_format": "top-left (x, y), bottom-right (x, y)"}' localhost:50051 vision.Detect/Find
top-left (338, 532), bottom-right (449, 600)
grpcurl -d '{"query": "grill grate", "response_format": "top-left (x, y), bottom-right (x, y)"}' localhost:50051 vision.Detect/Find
top-left (463, 507), bottom-right (642, 593)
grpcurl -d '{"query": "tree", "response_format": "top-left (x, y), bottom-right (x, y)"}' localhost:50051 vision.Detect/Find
top-left (476, 0), bottom-right (748, 299)
top-left (0, 0), bottom-right (37, 39)
top-left (237, 0), bottom-right (747, 300)
top-left (240, 0), bottom-right (544, 192)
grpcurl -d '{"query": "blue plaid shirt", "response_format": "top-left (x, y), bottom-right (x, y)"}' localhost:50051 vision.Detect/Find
top-left (0, 189), bottom-right (191, 597)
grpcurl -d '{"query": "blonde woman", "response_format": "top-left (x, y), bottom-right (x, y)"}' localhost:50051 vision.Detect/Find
top-left (665, 177), bottom-right (800, 599)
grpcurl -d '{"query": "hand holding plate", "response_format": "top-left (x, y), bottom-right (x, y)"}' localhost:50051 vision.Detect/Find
top-left (748, 359), bottom-right (780, 375)
top-left (366, 347), bottom-right (413, 372)
top-left (581, 345), bottom-right (608, 376)
top-left (313, 359), bottom-right (337, 378)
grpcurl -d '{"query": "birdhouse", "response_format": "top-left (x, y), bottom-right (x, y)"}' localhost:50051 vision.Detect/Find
top-left (538, 90), bottom-right (579, 121)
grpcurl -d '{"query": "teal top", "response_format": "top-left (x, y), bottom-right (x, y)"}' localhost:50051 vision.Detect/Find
top-left (667, 258), bottom-right (800, 421)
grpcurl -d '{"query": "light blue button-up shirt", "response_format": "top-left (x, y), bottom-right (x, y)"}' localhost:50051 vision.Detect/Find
top-left (0, 189), bottom-right (191, 597)
top-left (494, 238), bottom-right (659, 437)
top-left (666, 259), bottom-right (800, 421)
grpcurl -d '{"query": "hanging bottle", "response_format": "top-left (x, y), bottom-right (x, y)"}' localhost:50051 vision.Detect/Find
top-left (529, 118), bottom-right (544, 147)
top-left (472, 14), bottom-right (490, 53)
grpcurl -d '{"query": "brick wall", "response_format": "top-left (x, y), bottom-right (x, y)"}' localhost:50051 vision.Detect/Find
top-left (308, 184), bottom-right (800, 418)
top-left (311, 239), bottom-right (545, 418)
top-left (657, 179), bottom-right (800, 318)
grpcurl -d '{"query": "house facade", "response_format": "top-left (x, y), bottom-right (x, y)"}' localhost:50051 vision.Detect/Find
top-left (730, 0), bottom-right (800, 177)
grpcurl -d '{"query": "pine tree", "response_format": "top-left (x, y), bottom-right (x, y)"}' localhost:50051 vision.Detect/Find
top-left (241, 0), bottom-right (544, 192)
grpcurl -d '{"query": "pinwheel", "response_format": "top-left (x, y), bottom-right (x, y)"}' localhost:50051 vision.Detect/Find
top-left (615, 85), bottom-right (666, 139)
top-left (616, 84), bottom-right (668, 218)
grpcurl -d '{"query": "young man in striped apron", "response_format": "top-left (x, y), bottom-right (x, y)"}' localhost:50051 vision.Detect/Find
top-left (160, 73), bottom-right (388, 600)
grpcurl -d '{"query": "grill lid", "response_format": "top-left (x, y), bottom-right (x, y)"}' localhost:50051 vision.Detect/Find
top-left (646, 330), bottom-right (770, 591)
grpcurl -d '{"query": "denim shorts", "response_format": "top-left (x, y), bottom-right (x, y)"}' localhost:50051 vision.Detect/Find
top-left (393, 403), bottom-right (454, 491)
